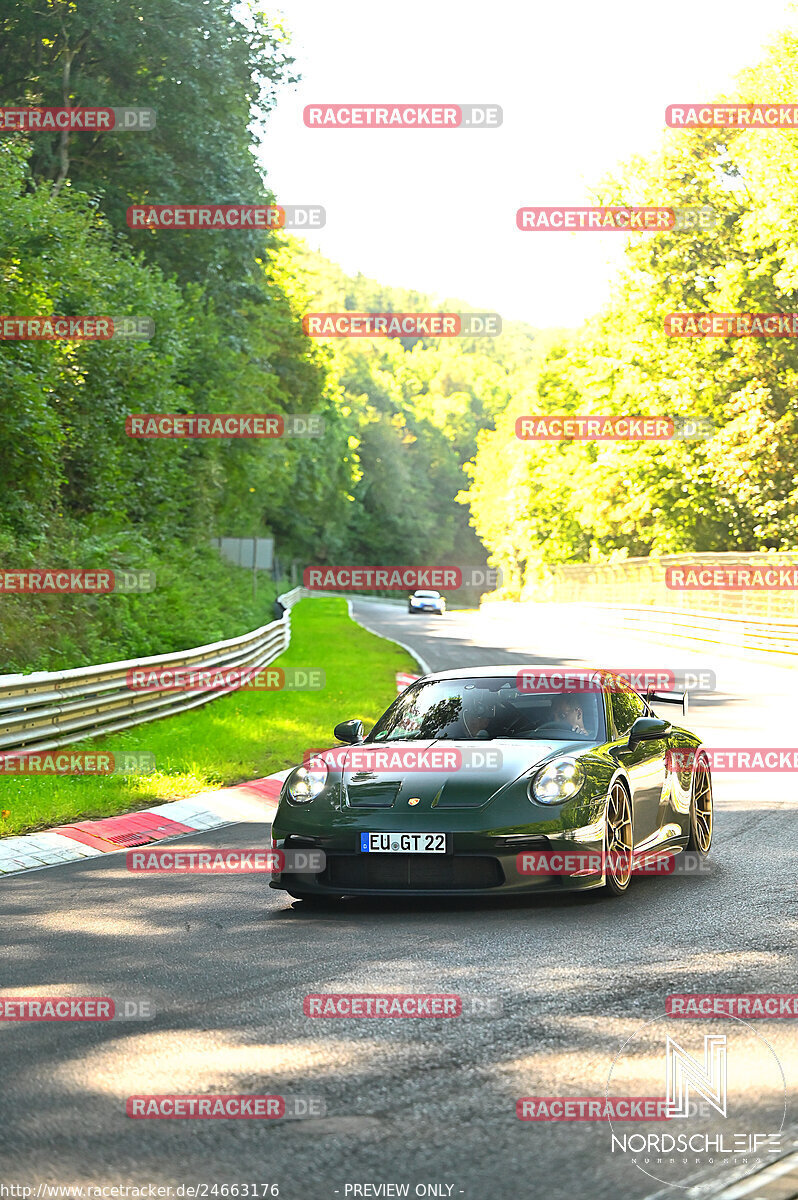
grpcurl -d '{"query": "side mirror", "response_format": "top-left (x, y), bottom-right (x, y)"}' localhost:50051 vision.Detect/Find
top-left (334, 719), bottom-right (364, 744)
top-left (628, 716), bottom-right (672, 748)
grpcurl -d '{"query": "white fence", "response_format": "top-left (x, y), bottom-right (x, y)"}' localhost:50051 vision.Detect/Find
top-left (584, 604), bottom-right (798, 658)
top-left (542, 552), bottom-right (798, 618)
top-left (480, 599), bottom-right (798, 664)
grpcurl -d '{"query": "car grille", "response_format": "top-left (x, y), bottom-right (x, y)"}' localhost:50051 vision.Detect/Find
top-left (320, 854), bottom-right (504, 891)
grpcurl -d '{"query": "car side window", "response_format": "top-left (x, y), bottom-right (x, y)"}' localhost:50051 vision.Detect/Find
top-left (610, 688), bottom-right (648, 737)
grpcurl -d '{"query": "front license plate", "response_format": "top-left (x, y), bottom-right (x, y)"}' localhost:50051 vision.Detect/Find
top-left (361, 832), bottom-right (447, 853)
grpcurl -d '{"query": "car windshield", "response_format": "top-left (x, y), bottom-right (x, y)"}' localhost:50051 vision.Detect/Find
top-left (368, 677), bottom-right (605, 742)
top-left (413, 591), bottom-right (440, 598)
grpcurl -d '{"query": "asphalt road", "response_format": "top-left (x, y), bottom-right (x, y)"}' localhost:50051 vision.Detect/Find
top-left (2, 599), bottom-right (797, 1200)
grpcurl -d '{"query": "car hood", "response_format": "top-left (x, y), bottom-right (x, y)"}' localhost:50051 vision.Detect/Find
top-left (327, 738), bottom-right (584, 809)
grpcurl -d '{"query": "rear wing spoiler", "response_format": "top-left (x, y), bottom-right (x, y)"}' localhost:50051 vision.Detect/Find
top-left (647, 689), bottom-right (689, 718)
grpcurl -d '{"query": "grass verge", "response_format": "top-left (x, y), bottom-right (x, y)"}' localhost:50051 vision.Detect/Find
top-left (0, 598), bottom-right (418, 837)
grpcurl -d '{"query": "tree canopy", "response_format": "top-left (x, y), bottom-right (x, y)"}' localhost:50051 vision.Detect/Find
top-left (2, 4), bottom-right (798, 666)
top-left (463, 30), bottom-right (798, 594)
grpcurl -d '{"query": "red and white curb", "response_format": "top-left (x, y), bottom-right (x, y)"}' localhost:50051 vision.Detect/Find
top-left (0, 770), bottom-right (290, 877)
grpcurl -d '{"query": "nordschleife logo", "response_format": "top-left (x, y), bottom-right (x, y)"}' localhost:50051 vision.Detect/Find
top-left (606, 1015), bottom-right (786, 1189)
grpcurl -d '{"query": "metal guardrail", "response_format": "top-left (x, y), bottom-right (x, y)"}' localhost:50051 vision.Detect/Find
top-left (0, 587), bottom-right (306, 756)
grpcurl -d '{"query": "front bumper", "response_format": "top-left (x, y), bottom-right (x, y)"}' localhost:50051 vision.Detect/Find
top-left (269, 829), bottom-right (608, 896)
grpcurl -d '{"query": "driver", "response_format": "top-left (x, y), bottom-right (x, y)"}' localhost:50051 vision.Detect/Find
top-left (549, 694), bottom-right (588, 735)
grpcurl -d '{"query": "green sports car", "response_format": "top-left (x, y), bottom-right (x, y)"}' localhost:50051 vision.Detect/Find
top-left (269, 667), bottom-right (713, 900)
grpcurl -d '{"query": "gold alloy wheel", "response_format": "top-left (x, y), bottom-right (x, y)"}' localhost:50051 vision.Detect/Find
top-left (689, 753), bottom-right (713, 855)
top-left (606, 781), bottom-right (634, 893)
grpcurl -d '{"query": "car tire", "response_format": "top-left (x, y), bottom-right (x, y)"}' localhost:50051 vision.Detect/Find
top-left (686, 751), bottom-right (713, 857)
top-left (605, 780), bottom-right (634, 895)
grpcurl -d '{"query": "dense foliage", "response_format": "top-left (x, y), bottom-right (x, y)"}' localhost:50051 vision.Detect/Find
top-left (463, 32), bottom-right (798, 593)
top-left (0, 0), bottom-right (537, 666)
top-left (2, 2), bottom-right (797, 664)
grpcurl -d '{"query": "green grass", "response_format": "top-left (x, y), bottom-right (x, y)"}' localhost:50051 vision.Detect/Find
top-left (0, 598), bottom-right (418, 837)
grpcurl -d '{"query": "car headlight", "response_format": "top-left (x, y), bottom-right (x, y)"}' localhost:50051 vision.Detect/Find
top-left (530, 757), bottom-right (585, 805)
top-left (285, 761), bottom-right (328, 804)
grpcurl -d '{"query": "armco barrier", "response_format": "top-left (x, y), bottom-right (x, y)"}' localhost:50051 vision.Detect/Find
top-left (0, 587), bottom-right (305, 757)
